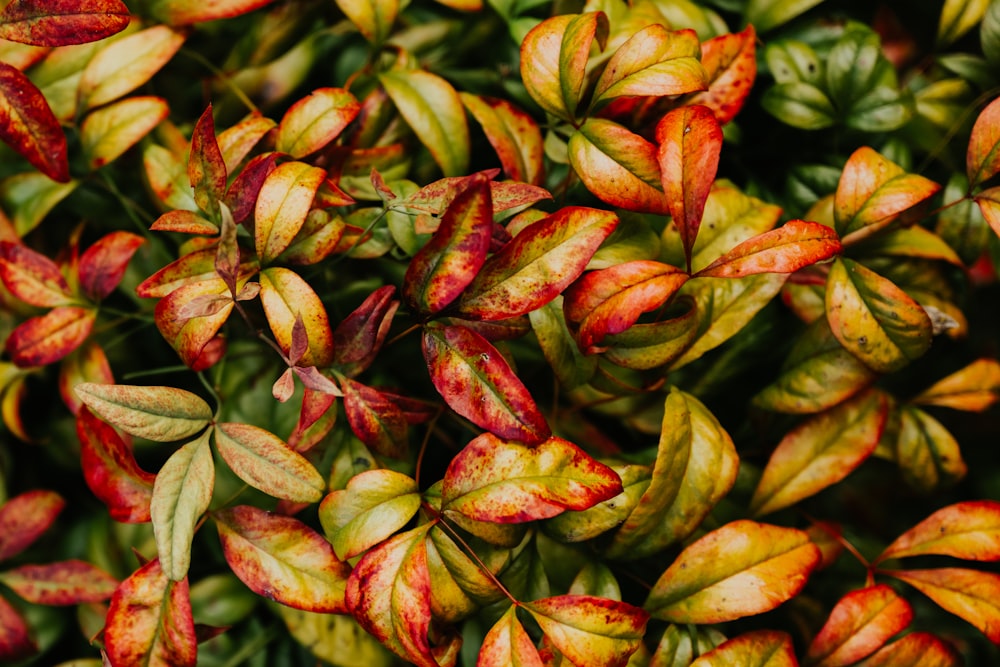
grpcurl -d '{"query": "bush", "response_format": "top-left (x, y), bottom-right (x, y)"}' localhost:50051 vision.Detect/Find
top-left (1, 0), bottom-right (999, 665)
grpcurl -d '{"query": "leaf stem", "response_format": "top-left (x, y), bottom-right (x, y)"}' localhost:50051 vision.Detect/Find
top-left (427, 505), bottom-right (519, 605)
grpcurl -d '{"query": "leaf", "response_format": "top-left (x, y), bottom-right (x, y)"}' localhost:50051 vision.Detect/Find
top-left (402, 174), bottom-right (492, 315)
top-left (75, 383), bottom-right (212, 442)
top-left (259, 267), bottom-right (334, 367)
top-left (441, 432), bottom-right (622, 523)
top-left (888, 568), bottom-right (1000, 643)
top-left (460, 93), bottom-right (544, 185)
top-left (0, 595), bottom-right (34, 661)
top-left (530, 296), bottom-right (597, 387)
top-left (806, 585), bottom-right (913, 666)
top-left (332, 285), bottom-right (398, 377)
top-left (569, 119), bottom-right (668, 214)
top-left (145, 0), bottom-right (277, 25)
top-left (275, 607), bottom-right (396, 667)
top-left (645, 520), bottom-right (820, 623)
top-left (254, 161), bottom-right (326, 264)
top-left (689, 630), bottom-right (797, 666)
top-left (423, 323), bottom-right (550, 444)
top-left (277, 87), bottom-right (361, 158)
top-left (346, 524), bottom-right (460, 667)
top-left (78, 25), bottom-right (186, 111)
top-left (214, 505), bottom-right (350, 612)
top-left (603, 301), bottom-right (699, 370)
top-left (0, 0), bottom-right (129, 46)
top-left (857, 631), bottom-right (961, 667)
top-left (520, 12), bottom-right (608, 123)
top-left (834, 147), bottom-right (941, 244)
top-left (892, 405), bottom-right (967, 493)
top-left (745, 0), bottom-right (826, 33)
top-left (0, 489), bottom-right (64, 561)
top-left (689, 26), bottom-right (758, 124)
top-left (695, 220), bottom-right (841, 279)
top-left (77, 231), bottom-right (144, 301)
top-left (154, 277), bottom-right (233, 368)
top-left (825, 258), bottom-right (933, 373)
top-left (762, 82), bottom-right (836, 129)
top-left (0, 241), bottom-right (73, 307)
top-left (319, 469), bottom-right (421, 561)
top-left (187, 105), bottom-right (227, 216)
top-left (6, 306), bottom-right (96, 367)
top-left (59, 340), bottom-right (114, 415)
top-left (593, 25), bottom-right (706, 107)
top-left (656, 105), bottom-right (722, 269)
top-left (478, 606), bottom-right (543, 667)
top-left (380, 69), bottom-right (469, 176)
top-left (334, 0), bottom-right (397, 44)
top-left (213, 420), bottom-right (324, 502)
top-left (76, 406), bottom-right (155, 523)
top-left (103, 559), bottom-right (197, 667)
top-left (750, 389), bottom-right (888, 516)
top-left (975, 186), bottom-right (1000, 238)
top-left (913, 359), bottom-right (1000, 412)
top-left (458, 205), bottom-right (619, 321)
top-left (217, 113), bottom-right (276, 174)
top-left (0, 560), bottom-right (118, 604)
top-left (878, 501), bottom-right (1000, 563)
top-left (340, 378), bottom-right (409, 458)
top-left (938, 0), bottom-right (990, 47)
top-left (0, 62), bottom-right (68, 181)
top-left (524, 595), bottom-right (649, 667)
top-left (969, 97), bottom-right (1000, 188)
top-left (81, 96), bottom-right (170, 170)
top-left (151, 432), bottom-right (214, 582)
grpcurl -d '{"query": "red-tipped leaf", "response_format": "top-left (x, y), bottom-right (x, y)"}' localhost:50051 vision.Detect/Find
top-left (0, 63), bottom-right (68, 181)
top-left (696, 220), bottom-right (841, 278)
top-left (806, 585), bottom-right (913, 666)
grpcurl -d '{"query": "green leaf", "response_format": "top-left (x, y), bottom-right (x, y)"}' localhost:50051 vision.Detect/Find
top-left (214, 423), bottom-right (326, 503)
top-left (603, 298), bottom-right (699, 370)
top-left (938, 0), bottom-right (990, 47)
top-left (825, 26), bottom-right (896, 110)
top-left (80, 96), bottom-right (169, 170)
top-left (0, 172), bottom-right (78, 237)
top-left (844, 87), bottom-right (913, 133)
top-left (334, 0), bottom-right (397, 44)
top-left (74, 383), bottom-right (212, 442)
top-left (529, 296), bottom-right (597, 389)
top-left (761, 82), bottom-right (836, 130)
top-left (765, 40), bottom-right (822, 85)
top-left (744, 0), bottom-right (826, 32)
top-left (891, 405), bottom-right (967, 493)
top-left (151, 431), bottom-right (214, 581)
top-left (983, 0), bottom-right (1000, 65)
top-left (259, 266), bottom-right (334, 367)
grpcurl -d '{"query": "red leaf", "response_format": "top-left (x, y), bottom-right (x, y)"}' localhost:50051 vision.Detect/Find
top-left (77, 407), bottom-right (155, 523)
top-left (146, 0), bottom-right (276, 26)
top-left (0, 595), bottom-right (34, 661)
top-left (0, 0), bottom-right (129, 46)
top-left (6, 306), bottom-right (96, 367)
top-left (524, 595), bottom-right (649, 667)
top-left (189, 104), bottom-right (227, 214)
top-left (806, 584), bottom-right (913, 666)
top-left (402, 174), bottom-right (492, 315)
top-left (442, 432), bottom-right (623, 522)
top-left (423, 323), bottom-right (550, 444)
top-left (103, 559), bottom-right (197, 667)
top-left (695, 220), bottom-right (842, 279)
top-left (878, 500), bottom-right (1000, 563)
top-left (967, 96), bottom-right (1000, 187)
top-left (340, 377), bottom-right (409, 459)
top-left (0, 489), bottom-right (64, 561)
top-left (0, 560), bottom-right (118, 604)
top-left (479, 606), bottom-right (543, 666)
top-left (332, 285), bottom-right (398, 377)
top-left (689, 26), bottom-right (758, 124)
top-left (226, 152), bottom-right (279, 224)
top-left (78, 231), bottom-right (144, 301)
top-left (59, 340), bottom-right (114, 415)
top-left (460, 93), bottom-right (544, 185)
top-left (656, 105), bottom-right (723, 269)
top-left (288, 389), bottom-right (337, 453)
top-left (0, 241), bottom-right (72, 307)
top-left (214, 505), bottom-right (350, 613)
top-left (860, 631), bottom-right (961, 666)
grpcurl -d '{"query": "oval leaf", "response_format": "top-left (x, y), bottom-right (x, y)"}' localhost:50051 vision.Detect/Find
top-left (0, 241), bottom-right (72, 307)
top-left (78, 230), bottom-right (144, 301)
top-left (81, 96), bottom-right (169, 170)
top-left (913, 358), bottom-right (1000, 412)
top-left (214, 423), bottom-right (325, 503)
top-left (967, 96), bottom-right (1000, 187)
top-left (77, 406), bottom-right (155, 523)
top-left (0, 595), bottom-right (34, 661)
top-left (5, 306), bottom-right (95, 367)
top-left (593, 25), bottom-right (706, 106)
top-left (0, 489), bottom-right (64, 561)
top-left (524, 595), bottom-right (649, 667)
top-left (0, 560), bottom-right (118, 605)
top-left (696, 220), bottom-right (841, 278)
top-left (277, 87), bottom-right (360, 158)
top-left (0, 0), bottom-right (129, 46)
top-left (806, 585), bottom-right (913, 667)
top-left (888, 568), bottom-right (1000, 643)
top-left (479, 606), bottom-right (543, 667)
top-left (340, 378), bottom-right (409, 459)
top-left (259, 266), bottom-right (334, 367)
top-left (460, 93), bottom-right (544, 185)
top-left (254, 161), bottom-right (326, 264)
top-left (858, 631), bottom-right (961, 667)
top-left (78, 25), bottom-right (186, 110)
top-left (690, 630), bottom-right (796, 667)
top-left (0, 62), bottom-right (68, 181)
top-left (75, 383), bottom-right (212, 442)
top-left (878, 500), bottom-right (1000, 563)
top-left (333, 0), bottom-right (397, 44)
top-left (146, 0), bottom-right (277, 26)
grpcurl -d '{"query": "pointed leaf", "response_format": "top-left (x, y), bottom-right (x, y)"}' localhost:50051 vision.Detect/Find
top-left (103, 560), bottom-right (197, 667)
top-left (402, 174), bottom-right (492, 315)
top-left (938, 0), bottom-right (990, 47)
top-left (750, 389), bottom-right (887, 516)
top-left (0, 595), bottom-right (34, 661)
top-left (75, 383), bottom-right (212, 442)
top-left (154, 277), bottom-right (233, 368)
top-left (78, 231), bottom-right (144, 301)
top-left (689, 26), bottom-right (758, 124)
top-left (78, 25), bottom-right (186, 110)
top-left (0, 560), bottom-right (118, 605)
top-left (458, 206), bottom-right (618, 321)
top-left (593, 25), bottom-right (706, 106)
top-left (645, 520), bottom-right (821, 623)
top-left (380, 69), bottom-right (468, 176)
top-left (825, 258), bottom-right (933, 373)
top-left (524, 595), bottom-right (649, 667)
top-left (77, 406), bottom-right (154, 523)
top-left (319, 469), bottom-right (421, 561)
top-left (346, 524), bottom-right (460, 667)
top-left (423, 323), bottom-right (549, 444)
top-left (478, 606), bottom-right (543, 667)
top-left (0, 241), bottom-right (72, 307)
top-left (806, 585), bottom-right (913, 667)
top-left (460, 93), bottom-right (544, 185)
top-left (690, 630), bottom-right (796, 667)
top-left (888, 568), bottom-right (1000, 643)
top-left (0, 489), bottom-right (64, 561)
top-left (913, 358), bottom-right (1000, 412)
top-left (530, 296), bottom-right (597, 387)
top-left (332, 285), bottom-right (398, 377)
top-left (217, 113), bottom-right (276, 173)
top-left (151, 432), bottom-right (214, 582)
top-left (696, 220), bottom-right (841, 278)
top-left (214, 505), bottom-right (349, 612)
top-left (0, 62), bottom-right (68, 181)
top-left (858, 631), bottom-right (961, 667)
top-left (333, 0), bottom-right (397, 44)
top-left (214, 422), bottom-right (325, 503)
top-left (878, 501), bottom-right (1000, 563)
top-left (0, 0), bottom-right (129, 46)
top-left (259, 267), bottom-right (334, 367)
top-left (81, 96), bottom-right (169, 170)
top-left (6, 306), bottom-right (96, 367)
top-left (187, 104), bottom-right (227, 215)
top-left (254, 161), bottom-right (326, 264)
top-left (656, 105), bottom-right (722, 267)
top-left (340, 378), bottom-right (408, 458)
top-left (59, 340), bottom-right (114, 415)
top-left (967, 96), bottom-right (1000, 187)
top-left (892, 405), bottom-right (967, 493)
top-left (277, 87), bottom-right (360, 158)
top-left (442, 432), bottom-right (622, 523)
top-left (145, 0), bottom-right (277, 25)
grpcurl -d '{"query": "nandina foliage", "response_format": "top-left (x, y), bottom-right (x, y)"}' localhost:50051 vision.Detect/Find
top-left (0, 0), bottom-right (1000, 665)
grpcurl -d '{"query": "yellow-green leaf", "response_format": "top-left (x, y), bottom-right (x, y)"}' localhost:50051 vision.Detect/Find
top-left (74, 383), bottom-right (212, 442)
top-left (937, 0), bottom-right (990, 47)
top-left (254, 161), bottom-right (326, 264)
top-left (80, 96), bottom-right (169, 170)
top-left (214, 423), bottom-right (325, 503)
top-left (78, 25), bottom-right (185, 110)
top-left (913, 358), bottom-right (1000, 412)
top-left (524, 595), bottom-right (649, 667)
top-left (690, 630), bottom-right (797, 666)
top-left (334, 0), bottom-right (398, 44)
top-left (888, 568), bottom-right (1000, 643)
top-left (276, 87), bottom-right (360, 158)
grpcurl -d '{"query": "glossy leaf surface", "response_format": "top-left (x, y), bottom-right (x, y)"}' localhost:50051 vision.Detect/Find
top-left (214, 423), bottom-right (325, 503)
top-left (276, 87), bottom-right (360, 158)
top-left (77, 231), bottom-right (144, 301)
top-left (75, 383), bottom-right (212, 442)
top-left (460, 93), bottom-right (544, 185)
top-left (524, 595), bottom-right (649, 667)
top-left (889, 568), bottom-right (1000, 643)
top-left (893, 405), bottom-right (968, 493)
top-left (593, 25), bottom-right (706, 106)
top-left (0, 62), bottom-right (68, 181)
top-left (0, 0), bottom-right (129, 46)
top-left (254, 161), bottom-right (326, 264)
top-left (967, 96), bottom-right (1000, 187)
top-left (878, 501), bottom-right (1000, 563)
top-left (0, 241), bottom-right (72, 307)
top-left (806, 585), bottom-right (913, 666)
top-left (689, 630), bottom-right (796, 666)
top-left (696, 220), bottom-right (841, 279)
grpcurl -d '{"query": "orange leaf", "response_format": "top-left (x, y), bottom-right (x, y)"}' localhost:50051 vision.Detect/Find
top-left (975, 186), bottom-right (1000, 238)
top-left (523, 595), bottom-right (649, 667)
top-left (478, 606), bottom-right (543, 667)
top-left (259, 266), bottom-right (334, 367)
top-left (254, 160), bottom-right (326, 264)
top-left (59, 340), bottom-right (114, 415)
top-left (0, 62), bottom-right (68, 181)
top-left (0, 0), bottom-right (129, 46)
top-left (888, 568), bottom-right (1000, 643)
top-left (656, 105), bottom-right (722, 268)
top-left (6, 305), bottom-right (96, 367)
top-left (695, 220), bottom-right (841, 279)
top-left (276, 87), bottom-right (361, 159)
top-left (0, 489), bottom-right (64, 561)
top-left (77, 230), bottom-right (144, 301)
top-left (442, 432), bottom-right (623, 523)
top-left (77, 406), bottom-right (155, 523)
top-left (645, 520), bottom-right (820, 623)
top-left (750, 389), bottom-right (888, 516)
top-left (878, 500), bottom-right (1000, 563)
top-left (460, 93), bottom-right (544, 185)
top-left (81, 96), bottom-right (169, 170)
top-left (967, 96), bottom-right (1000, 187)
top-left (0, 560), bottom-right (118, 605)
top-left (690, 630), bottom-right (796, 666)
top-left (154, 277), bottom-right (233, 368)
top-left (689, 26), bottom-right (758, 124)
top-left (0, 241), bottom-right (73, 307)
top-left (146, 0), bottom-right (277, 26)
top-left (806, 585), bottom-right (913, 666)
top-left (858, 631), bottom-right (961, 666)
top-left (913, 358), bottom-right (1000, 412)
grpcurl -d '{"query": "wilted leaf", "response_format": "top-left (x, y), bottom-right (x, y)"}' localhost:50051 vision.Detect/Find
top-left (479, 606), bottom-right (543, 666)
top-left (77, 407), bottom-right (155, 523)
top-left (423, 323), bottom-right (550, 444)
top-left (103, 559), bottom-right (197, 667)
top-left (0, 560), bottom-right (118, 604)
top-left (913, 358), bottom-right (1000, 412)
top-left (0, 62), bottom-right (68, 181)
top-left (6, 306), bottom-right (96, 367)
top-left (696, 220), bottom-right (841, 279)
top-left (524, 595), bottom-right (649, 667)
top-left (645, 520), bottom-right (820, 623)
top-left (888, 568), bottom-right (1000, 643)
top-left (689, 26), bottom-right (757, 124)
top-left (0, 489), bottom-right (64, 561)
top-left (0, 0), bottom-right (129, 46)
top-left (75, 383), bottom-right (212, 442)
top-left (460, 93), bottom-right (544, 185)
top-left (214, 422), bottom-right (325, 503)
top-left (878, 501), bottom-right (1000, 563)
top-left (81, 96), bottom-right (169, 170)
top-left (442, 432), bottom-right (622, 523)
top-left (750, 389), bottom-right (888, 516)
top-left (319, 469), bottom-right (421, 560)
top-left (806, 585), bottom-right (913, 666)
top-left (857, 631), bottom-right (961, 667)
top-left (214, 505), bottom-right (350, 612)
top-left (77, 231), bottom-right (144, 301)
top-left (277, 88), bottom-right (360, 158)
top-left (254, 161), bottom-right (326, 264)
top-left (689, 630), bottom-right (796, 666)
top-left (0, 241), bottom-right (73, 307)
top-left (259, 267), bottom-right (334, 367)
